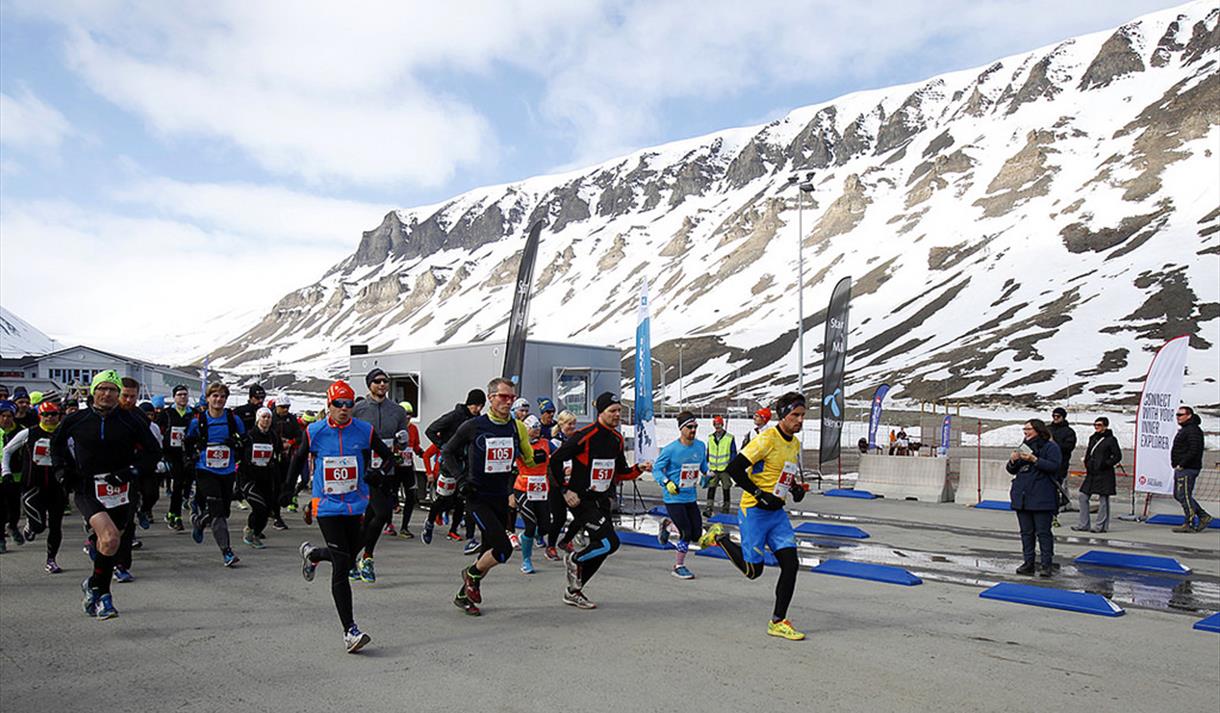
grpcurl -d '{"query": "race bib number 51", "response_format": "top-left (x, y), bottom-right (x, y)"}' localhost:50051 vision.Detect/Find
top-left (323, 455), bottom-right (358, 494)
top-left (590, 458), bottom-right (615, 492)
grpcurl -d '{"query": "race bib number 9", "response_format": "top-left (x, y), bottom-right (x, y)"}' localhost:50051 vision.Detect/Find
top-left (322, 455), bottom-right (359, 494)
top-left (94, 474), bottom-right (129, 508)
top-left (436, 473), bottom-right (457, 497)
top-left (170, 426), bottom-right (185, 448)
top-left (679, 463), bottom-right (701, 489)
top-left (590, 458), bottom-right (615, 492)
top-left (251, 443), bottom-right (274, 467)
top-left (484, 437), bottom-right (513, 474)
top-left (32, 438), bottom-right (52, 466)
top-left (526, 475), bottom-right (548, 500)
top-left (774, 462), bottom-right (798, 498)
top-left (205, 445), bottom-right (232, 469)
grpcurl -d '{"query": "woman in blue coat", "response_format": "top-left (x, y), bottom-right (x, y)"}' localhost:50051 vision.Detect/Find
top-left (1007, 418), bottom-right (1062, 577)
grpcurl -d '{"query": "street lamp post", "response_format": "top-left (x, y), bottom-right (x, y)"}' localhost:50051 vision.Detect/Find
top-left (677, 342), bottom-right (686, 408)
top-left (790, 177), bottom-right (815, 398)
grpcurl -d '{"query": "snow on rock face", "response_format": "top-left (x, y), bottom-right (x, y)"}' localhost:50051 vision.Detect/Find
top-left (207, 1), bottom-right (1219, 410)
top-left (0, 306), bottom-right (59, 358)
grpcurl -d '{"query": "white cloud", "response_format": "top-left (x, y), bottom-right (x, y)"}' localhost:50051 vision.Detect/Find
top-left (0, 88), bottom-right (74, 151)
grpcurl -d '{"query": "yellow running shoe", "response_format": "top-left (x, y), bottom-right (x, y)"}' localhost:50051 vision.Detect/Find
top-left (698, 523), bottom-right (725, 549)
top-left (767, 619), bottom-right (806, 641)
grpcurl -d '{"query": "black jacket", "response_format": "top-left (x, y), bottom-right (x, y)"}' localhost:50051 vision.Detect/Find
top-left (50, 406), bottom-right (162, 494)
top-left (1081, 429), bottom-right (1122, 496)
top-left (426, 403), bottom-right (477, 448)
top-left (1047, 420), bottom-right (1077, 479)
top-left (1171, 414), bottom-right (1204, 470)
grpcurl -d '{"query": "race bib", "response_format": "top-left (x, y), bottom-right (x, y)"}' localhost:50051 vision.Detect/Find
top-left (205, 445), bottom-right (232, 469)
top-left (169, 426), bottom-right (185, 448)
top-left (251, 443), bottom-right (274, 467)
top-left (526, 475), bottom-right (549, 501)
top-left (590, 458), bottom-right (615, 492)
top-left (773, 462), bottom-right (798, 498)
top-left (322, 455), bottom-right (359, 494)
top-left (93, 474), bottom-right (129, 508)
top-left (32, 438), bottom-right (52, 467)
top-left (370, 438), bottom-right (394, 469)
top-left (484, 437), bottom-right (513, 474)
top-left (436, 473), bottom-right (456, 497)
top-left (679, 462), bottom-right (701, 489)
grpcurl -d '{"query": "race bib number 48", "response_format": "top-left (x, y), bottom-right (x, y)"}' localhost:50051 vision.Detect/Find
top-left (322, 455), bottom-right (359, 495)
top-left (484, 437), bottom-right (513, 474)
top-left (94, 474), bottom-right (129, 508)
top-left (773, 462), bottom-right (798, 498)
top-left (590, 458), bottom-right (615, 492)
top-left (205, 445), bottom-right (231, 469)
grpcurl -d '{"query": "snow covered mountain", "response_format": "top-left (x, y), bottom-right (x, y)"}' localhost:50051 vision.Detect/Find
top-left (208, 2), bottom-right (1220, 409)
top-left (0, 306), bottom-right (60, 358)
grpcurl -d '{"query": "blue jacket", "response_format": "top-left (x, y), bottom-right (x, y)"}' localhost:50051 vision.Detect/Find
top-left (652, 438), bottom-right (708, 504)
top-left (1008, 437), bottom-right (1061, 511)
top-left (307, 417), bottom-right (375, 517)
top-left (186, 410), bottom-right (246, 476)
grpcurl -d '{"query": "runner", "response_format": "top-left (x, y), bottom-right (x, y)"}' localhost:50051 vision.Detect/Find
top-left (537, 398), bottom-right (557, 440)
top-left (513, 415), bottom-right (552, 574)
top-left (134, 401), bottom-right (164, 530)
top-left (233, 384), bottom-right (266, 433)
top-left (156, 385), bottom-right (194, 532)
top-left (441, 377), bottom-right (538, 615)
top-left (185, 382), bottom-right (247, 567)
top-left (422, 467), bottom-right (466, 545)
top-left (3, 400), bottom-right (64, 570)
top-left (112, 378), bottom-right (146, 580)
top-left (425, 389), bottom-right (485, 553)
top-left (351, 368), bottom-right (410, 583)
top-left (652, 411), bottom-right (709, 579)
top-left (271, 396), bottom-right (302, 522)
top-left (288, 380), bottom-right (395, 653)
top-left (0, 400), bottom-right (23, 551)
top-left (548, 392), bottom-right (651, 609)
top-left (543, 410), bottom-right (578, 560)
top-left (51, 370), bottom-right (162, 619)
top-left (395, 401), bottom-right (425, 539)
top-left (699, 392), bottom-right (809, 641)
top-left (239, 407), bottom-right (281, 549)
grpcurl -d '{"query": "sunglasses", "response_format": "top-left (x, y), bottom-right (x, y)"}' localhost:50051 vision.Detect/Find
top-left (331, 399), bottom-right (355, 409)
top-left (1176, 412), bottom-right (1188, 417)
top-left (491, 393), bottom-right (516, 401)
top-left (1094, 423), bottom-right (1105, 427)
top-left (370, 378), bottom-right (388, 385)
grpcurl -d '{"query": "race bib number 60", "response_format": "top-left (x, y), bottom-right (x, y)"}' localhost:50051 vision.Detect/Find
top-left (322, 455), bottom-right (359, 494)
top-left (590, 458), bottom-right (615, 492)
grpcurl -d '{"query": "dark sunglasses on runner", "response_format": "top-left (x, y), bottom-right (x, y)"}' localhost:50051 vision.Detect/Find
top-left (370, 378), bottom-right (388, 385)
top-left (331, 399), bottom-right (355, 409)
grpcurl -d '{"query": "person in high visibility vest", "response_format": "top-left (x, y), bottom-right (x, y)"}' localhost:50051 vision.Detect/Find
top-left (704, 415), bottom-right (737, 517)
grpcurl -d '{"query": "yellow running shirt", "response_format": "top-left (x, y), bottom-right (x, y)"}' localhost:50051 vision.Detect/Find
top-left (738, 425), bottom-right (801, 510)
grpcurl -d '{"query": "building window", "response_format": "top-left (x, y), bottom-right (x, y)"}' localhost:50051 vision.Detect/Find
top-left (557, 372), bottom-right (589, 417)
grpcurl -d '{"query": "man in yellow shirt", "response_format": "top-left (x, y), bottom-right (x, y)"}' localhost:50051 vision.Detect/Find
top-left (701, 391), bottom-right (808, 641)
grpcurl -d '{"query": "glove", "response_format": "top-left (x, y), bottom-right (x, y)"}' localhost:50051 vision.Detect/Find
top-left (753, 490), bottom-right (784, 510)
top-left (156, 460), bottom-right (171, 475)
top-left (532, 448), bottom-right (548, 464)
top-left (791, 483), bottom-right (807, 502)
top-left (665, 481), bottom-right (679, 495)
top-left (394, 430), bottom-right (410, 448)
top-left (365, 469), bottom-right (385, 488)
top-left (104, 469), bottom-right (134, 488)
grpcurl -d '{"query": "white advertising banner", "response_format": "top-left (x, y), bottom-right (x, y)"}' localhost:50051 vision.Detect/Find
top-left (1133, 335), bottom-right (1190, 495)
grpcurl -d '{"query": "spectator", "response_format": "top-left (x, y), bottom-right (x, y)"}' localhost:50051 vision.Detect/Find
top-left (1073, 416), bottom-right (1121, 533)
top-left (1170, 406), bottom-right (1210, 533)
top-left (1007, 419), bottom-right (1061, 577)
top-left (888, 429), bottom-right (897, 455)
top-left (857, 437), bottom-right (869, 454)
top-left (895, 430), bottom-right (910, 456)
top-left (1047, 407), bottom-right (1077, 524)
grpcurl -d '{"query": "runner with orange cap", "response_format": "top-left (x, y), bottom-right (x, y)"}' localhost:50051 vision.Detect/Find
top-left (285, 380), bottom-right (396, 653)
top-left (3, 399), bottom-right (66, 572)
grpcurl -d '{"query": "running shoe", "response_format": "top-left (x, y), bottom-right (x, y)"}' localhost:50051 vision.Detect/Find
top-left (10, 526), bottom-right (24, 545)
top-left (573, 530), bottom-right (589, 551)
top-left (236, 499), bottom-right (249, 511)
top-left (508, 531), bottom-right (520, 550)
top-left (461, 566), bottom-right (483, 603)
top-left (535, 534), bottom-right (545, 548)
top-left (243, 527), bottom-right (267, 549)
top-left (113, 566), bottom-right (135, 583)
top-left (544, 546), bottom-right (560, 561)
top-left (359, 556), bottom-right (376, 583)
top-left (396, 528), bottom-right (415, 540)
top-left (445, 531), bottom-right (463, 542)
top-left (560, 540), bottom-right (574, 554)
top-left (463, 538), bottom-right (481, 555)
top-left (272, 517), bottom-right (289, 531)
top-left (22, 526), bottom-right (37, 542)
top-left (382, 523), bottom-right (397, 537)
top-left (657, 517), bottom-right (673, 546)
top-left (81, 579), bottom-right (99, 617)
top-left (697, 523), bottom-right (725, 549)
top-left (563, 551), bottom-right (581, 593)
top-left (95, 593), bottom-right (118, 620)
top-left (671, 565), bottom-right (695, 580)
top-left (131, 538), bottom-right (143, 549)
top-left (562, 588), bottom-right (596, 609)
top-left (422, 522), bottom-right (434, 544)
top-left (520, 558), bottom-right (535, 575)
top-left (344, 625), bottom-right (371, 653)
top-left (300, 542), bottom-right (317, 582)
top-left (190, 514), bottom-right (205, 544)
top-left (44, 558), bottom-right (62, 574)
top-left (303, 505), bottom-right (313, 525)
top-left (222, 549), bottom-right (240, 568)
top-left (287, 502), bottom-right (298, 513)
top-left (1196, 514), bottom-right (1214, 532)
top-left (766, 619), bottom-right (805, 641)
top-left (349, 567), bottom-right (361, 581)
top-left (453, 592), bottom-right (481, 616)
top-left (137, 510), bottom-right (151, 530)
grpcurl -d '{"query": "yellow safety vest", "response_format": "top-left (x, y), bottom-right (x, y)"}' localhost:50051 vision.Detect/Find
top-left (708, 432), bottom-right (734, 471)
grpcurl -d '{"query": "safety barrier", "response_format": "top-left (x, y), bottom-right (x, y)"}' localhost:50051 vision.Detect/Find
top-left (855, 454), bottom-right (953, 502)
top-left (954, 458), bottom-right (1013, 506)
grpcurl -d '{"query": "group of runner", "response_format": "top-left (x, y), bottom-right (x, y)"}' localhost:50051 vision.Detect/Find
top-left (0, 369), bottom-right (814, 652)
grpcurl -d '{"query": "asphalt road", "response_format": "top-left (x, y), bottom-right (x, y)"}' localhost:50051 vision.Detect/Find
top-left (1, 497), bottom-right (1217, 713)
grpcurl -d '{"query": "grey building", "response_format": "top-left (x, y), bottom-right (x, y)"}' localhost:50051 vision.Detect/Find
top-left (0, 345), bottom-right (200, 399)
top-left (349, 340), bottom-right (621, 447)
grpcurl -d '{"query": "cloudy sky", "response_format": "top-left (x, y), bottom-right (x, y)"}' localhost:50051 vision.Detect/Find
top-left (0, 0), bottom-right (1179, 362)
